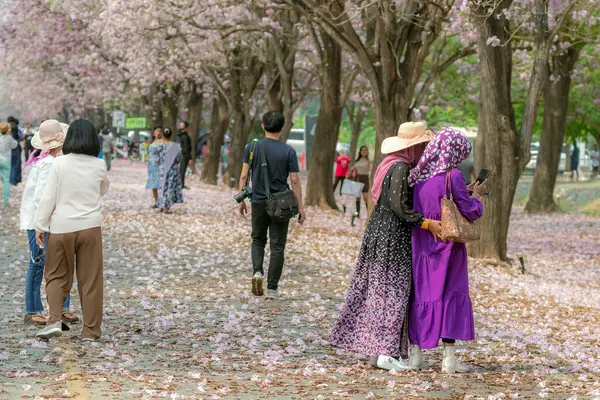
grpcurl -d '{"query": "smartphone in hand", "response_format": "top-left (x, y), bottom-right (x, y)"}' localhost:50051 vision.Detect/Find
top-left (476, 168), bottom-right (491, 185)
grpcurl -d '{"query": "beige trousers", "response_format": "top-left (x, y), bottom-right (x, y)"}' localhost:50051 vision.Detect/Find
top-left (44, 227), bottom-right (104, 339)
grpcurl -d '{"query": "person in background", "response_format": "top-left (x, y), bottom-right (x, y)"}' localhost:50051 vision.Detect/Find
top-left (20, 120), bottom-right (78, 325)
top-left (97, 130), bottom-right (104, 159)
top-left (407, 128), bottom-right (486, 374)
top-left (221, 134), bottom-right (231, 177)
top-left (238, 111), bottom-right (306, 299)
top-left (8, 116), bottom-right (23, 186)
top-left (141, 137), bottom-right (150, 163)
top-left (349, 146), bottom-right (371, 226)
top-left (330, 122), bottom-right (439, 371)
top-left (157, 128), bottom-right (183, 213)
top-left (590, 144), bottom-right (599, 179)
top-left (34, 119), bottom-right (109, 340)
top-left (23, 123), bottom-right (35, 160)
top-left (571, 142), bottom-right (580, 182)
top-left (100, 124), bottom-right (114, 171)
top-left (177, 121), bottom-right (192, 189)
top-left (0, 121), bottom-right (18, 204)
top-left (333, 150), bottom-right (350, 196)
top-left (458, 158), bottom-right (476, 185)
top-left (146, 127), bottom-right (164, 208)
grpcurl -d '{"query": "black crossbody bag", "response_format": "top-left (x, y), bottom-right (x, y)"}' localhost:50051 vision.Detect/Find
top-left (259, 140), bottom-right (299, 222)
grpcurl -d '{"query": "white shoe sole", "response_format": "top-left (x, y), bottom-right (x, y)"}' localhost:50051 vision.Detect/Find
top-left (251, 276), bottom-right (264, 296)
top-left (36, 328), bottom-right (62, 339)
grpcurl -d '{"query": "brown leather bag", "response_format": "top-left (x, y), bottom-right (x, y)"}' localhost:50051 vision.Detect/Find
top-left (440, 171), bottom-right (480, 243)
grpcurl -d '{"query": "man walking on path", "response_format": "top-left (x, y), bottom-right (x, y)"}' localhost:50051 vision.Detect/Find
top-left (237, 111), bottom-right (306, 299)
top-left (177, 122), bottom-right (192, 189)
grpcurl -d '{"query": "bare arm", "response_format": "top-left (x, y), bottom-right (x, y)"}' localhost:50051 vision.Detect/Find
top-left (239, 163), bottom-right (249, 191)
top-left (290, 172), bottom-right (306, 225)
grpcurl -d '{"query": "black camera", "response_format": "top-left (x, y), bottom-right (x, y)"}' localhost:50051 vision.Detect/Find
top-left (234, 186), bottom-right (252, 203)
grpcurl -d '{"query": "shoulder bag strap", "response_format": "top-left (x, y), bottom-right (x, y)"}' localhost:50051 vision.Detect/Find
top-left (445, 170), bottom-right (453, 200)
top-left (246, 140), bottom-right (257, 183)
top-left (259, 140), bottom-right (271, 196)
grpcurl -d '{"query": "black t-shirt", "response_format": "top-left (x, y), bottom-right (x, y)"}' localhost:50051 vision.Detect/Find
top-left (243, 138), bottom-right (299, 203)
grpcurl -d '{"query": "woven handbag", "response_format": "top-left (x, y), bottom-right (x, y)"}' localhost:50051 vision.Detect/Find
top-left (440, 171), bottom-right (480, 243)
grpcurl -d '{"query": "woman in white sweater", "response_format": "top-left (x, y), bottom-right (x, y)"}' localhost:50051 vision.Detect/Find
top-left (35, 120), bottom-right (110, 340)
top-left (19, 120), bottom-right (78, 325)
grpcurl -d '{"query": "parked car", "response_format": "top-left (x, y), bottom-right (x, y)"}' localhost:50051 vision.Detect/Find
top-left (526, 142), bottom-right (567, 173)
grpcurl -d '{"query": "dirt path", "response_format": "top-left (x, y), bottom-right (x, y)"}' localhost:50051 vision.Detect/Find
top-left (1, 161), bottom-right (599, 399)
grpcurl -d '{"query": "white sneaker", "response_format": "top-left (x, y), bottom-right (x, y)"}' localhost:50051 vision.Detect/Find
top-left (375, 355), bottom-right (414, 371)
top-left (251, 272), bottom-right (264, 296)
top-left (265, 289), bottom-right (279, 299)
top-left (35, 321), bottom-right (62, 339)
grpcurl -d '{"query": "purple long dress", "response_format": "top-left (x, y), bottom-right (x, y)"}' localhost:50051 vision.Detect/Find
top-left (409, 169), bottom-right (482, 349)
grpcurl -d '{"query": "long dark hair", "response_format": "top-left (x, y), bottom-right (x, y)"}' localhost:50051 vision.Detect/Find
top-left (356, 145), bottom-right (369, 162)
top-left (63, 119), bottom-right (100, 156)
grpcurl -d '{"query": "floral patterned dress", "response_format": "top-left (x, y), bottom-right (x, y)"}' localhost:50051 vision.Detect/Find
top-left (329, 162), bottom-right (423, 359)
top-left (146, 142), bottom-right (163, 190)
top-left (157, 142), bottom-right (183, 209)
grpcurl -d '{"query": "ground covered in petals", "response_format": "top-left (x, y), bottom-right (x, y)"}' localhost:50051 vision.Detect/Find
top-left (1, 161), bottom-right (599, 399)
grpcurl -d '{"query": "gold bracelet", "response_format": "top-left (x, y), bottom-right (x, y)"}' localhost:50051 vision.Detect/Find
top-left (421, 219), bottom-right (430, 231)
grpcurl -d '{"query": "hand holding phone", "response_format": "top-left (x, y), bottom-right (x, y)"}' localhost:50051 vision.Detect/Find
top-left (476, 168), bottom-right (491, 185)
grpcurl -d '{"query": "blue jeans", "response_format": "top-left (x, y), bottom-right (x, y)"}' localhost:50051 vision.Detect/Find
top-left (25, 230), bottom-right (70, 314)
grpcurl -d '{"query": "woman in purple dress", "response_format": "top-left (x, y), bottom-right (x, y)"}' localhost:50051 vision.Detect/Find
top-left (407, 128), bottom-right (487, 373)
top-left (329, 122), bottom-right (442, 371)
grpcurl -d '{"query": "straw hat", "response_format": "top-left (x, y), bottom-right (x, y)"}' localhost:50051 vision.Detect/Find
top-left (381, 121), bottom-right (434, 154)
top-left (31, 119), bottom-right (65, 153)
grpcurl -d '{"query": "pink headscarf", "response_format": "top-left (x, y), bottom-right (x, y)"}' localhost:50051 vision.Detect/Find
top-left (408, 127), bottom-right (472, 186)
top-left (372, 144), bottom-right (426, 203)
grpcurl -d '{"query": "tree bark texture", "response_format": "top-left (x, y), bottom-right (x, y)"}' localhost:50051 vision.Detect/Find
top-left (264, 11), bottom-right (313, 143)
top-left (347, 102), bottom-right (365, 160)
top-left (164, 85), bottom-right (181, 131)
top-left (186, 83), bottom-right (204, 173)
top-left (305, 28), bottom-right (343, 209)
top-left (285, 0), bottom-right (451, 176)
top-left (526, 46), bottom-right (582, 213)
top-left (226, 52), bottom-right (264, 188)
top-left (151, 86), bottom-right (164, 128)
top-left (201, 94), bottom-right (229, 185)
top-left (469, 0), bottom-right (551, 260)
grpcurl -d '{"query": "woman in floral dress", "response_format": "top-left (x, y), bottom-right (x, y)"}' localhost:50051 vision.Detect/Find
top-left (146, 127), bottom-right (163, 208)
top-left (329, 122), bottom-right (442, 371)
top-left (157, 128), bottom-right (183, 213)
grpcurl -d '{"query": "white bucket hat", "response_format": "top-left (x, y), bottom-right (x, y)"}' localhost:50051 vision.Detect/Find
top-left (380, 121), bottom-right (434, 155)
top-left (31, 120), bottom-right (66, 153)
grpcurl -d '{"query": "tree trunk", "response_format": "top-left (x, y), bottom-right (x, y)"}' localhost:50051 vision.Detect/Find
top-left (151, 87), bottom-right (164, 128)
top-left (164, 87), bottom-right (180, 131)
top-left (305, 29), bottom-right (343, 209)
top-left (201, 94), bottom-right (229, 185)
top-left (347, 102), bottom-right (365, 160)
top-left (526, 47), bottom-right (581, 213)
top-left (225, 49), bottom-right (263, 188)
top-left (468, 0), bottom-right (518, 261)
top-left (469, 0), bottom-right (551, 260)
top-left (186, 84), bottom-right (204, 174)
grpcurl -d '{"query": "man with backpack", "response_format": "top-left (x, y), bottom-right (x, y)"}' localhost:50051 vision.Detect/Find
top-left (237, 111), bottom-right (306, 299)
